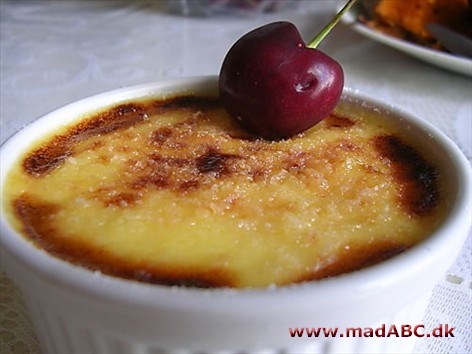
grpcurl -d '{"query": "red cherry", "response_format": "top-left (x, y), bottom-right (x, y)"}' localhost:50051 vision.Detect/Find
top-left (219, 0), bottom-right (356, 140)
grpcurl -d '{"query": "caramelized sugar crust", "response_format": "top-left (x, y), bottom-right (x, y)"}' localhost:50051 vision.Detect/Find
top-left (23, 97), bottom-right (220, 177)
top-left (4, 96), bottom-right (444, 288)
top-left (374, 135), bottom-right (439, 216)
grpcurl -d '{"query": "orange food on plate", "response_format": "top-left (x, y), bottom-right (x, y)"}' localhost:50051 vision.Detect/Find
top-left (366, 0), bottom-right (472, 50)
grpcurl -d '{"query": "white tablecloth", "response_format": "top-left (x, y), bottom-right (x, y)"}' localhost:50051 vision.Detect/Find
top-left (0, 1), bottom-right (471, 353)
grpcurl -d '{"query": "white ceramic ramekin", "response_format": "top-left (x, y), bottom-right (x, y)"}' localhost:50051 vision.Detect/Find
top-left (1, 77), bottom-right (471, 354)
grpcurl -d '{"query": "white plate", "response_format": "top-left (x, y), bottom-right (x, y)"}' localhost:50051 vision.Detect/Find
top-left (341, 1), bottom-right (472, 77)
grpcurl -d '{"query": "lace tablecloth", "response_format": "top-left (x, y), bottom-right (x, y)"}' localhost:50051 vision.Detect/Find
top-left (0, 1), bottom-right (471, 353)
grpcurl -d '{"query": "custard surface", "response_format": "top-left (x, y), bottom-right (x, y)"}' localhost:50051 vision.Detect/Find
top-left (2, 96), bottom-right (445, 288)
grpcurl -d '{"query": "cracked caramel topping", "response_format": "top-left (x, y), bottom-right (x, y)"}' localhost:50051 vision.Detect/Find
top-left (3, 95), bottom-right (446, 288)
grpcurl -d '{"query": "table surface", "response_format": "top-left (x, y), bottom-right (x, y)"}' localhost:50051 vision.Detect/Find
top-left (0, 1), bottom-right (471, 353)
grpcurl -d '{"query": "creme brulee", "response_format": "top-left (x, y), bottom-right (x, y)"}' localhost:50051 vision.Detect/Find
top-left (1, 95), bottom-right (446, 288)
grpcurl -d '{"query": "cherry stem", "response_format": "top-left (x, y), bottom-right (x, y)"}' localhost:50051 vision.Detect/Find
top-left (307, 0), bottom-right (357, 49)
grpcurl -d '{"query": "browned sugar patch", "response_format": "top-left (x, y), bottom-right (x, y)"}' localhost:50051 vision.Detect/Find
top-left (13, 194), bottom-right (235, 288)
top-left (324, 114), bottom-right (355, 129)
top-left (23, 103), bottom-right (148, 177)
top-left (22, 96), bottom-right (221, 178)
top-left (153, 95), bottom-right (220, 112)
top-left (374, 134), bottom-right (439, 216)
